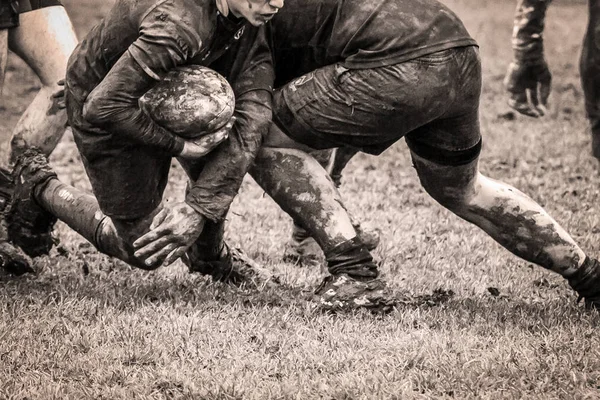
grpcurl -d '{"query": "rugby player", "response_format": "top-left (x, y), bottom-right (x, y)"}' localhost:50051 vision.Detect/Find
top-left (2, 0), bottom-right (282, 284)
top-left (241, 0), bottom-right (600, 311)
top-left (0, 0), bottom-right (77, 274)
top-left (504, 0), bottom-right (600, 158)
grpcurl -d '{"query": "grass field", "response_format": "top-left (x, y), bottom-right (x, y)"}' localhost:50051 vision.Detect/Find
top-left (1, 0), bottom-right (600, 398)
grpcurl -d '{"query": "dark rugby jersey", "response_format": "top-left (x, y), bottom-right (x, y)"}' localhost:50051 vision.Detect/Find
top-left (67, 0), bottom-right (258, 154)
top-left (66, 0), bottom-right (274, 221)
top-left (270, 0), bottom-right (477, 86)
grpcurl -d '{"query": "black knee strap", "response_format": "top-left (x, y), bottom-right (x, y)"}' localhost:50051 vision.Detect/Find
top-left (406, 137), bottom-right (482, 166)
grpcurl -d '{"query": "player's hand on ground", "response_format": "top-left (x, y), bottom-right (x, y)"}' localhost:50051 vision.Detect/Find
top-left (132, 202), bottom-right (206, 268)
top-left (504, 61), bottom-right (552, 118)
top-left (178, 117), bottom-right (236, 159)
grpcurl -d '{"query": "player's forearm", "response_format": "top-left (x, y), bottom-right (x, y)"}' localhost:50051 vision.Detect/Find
top-left (512, 0), bottom-right (553, 63)
top-left (185, 90), bottom-right (272, 222)
top-left (82, 52), bottom-right (185, 155)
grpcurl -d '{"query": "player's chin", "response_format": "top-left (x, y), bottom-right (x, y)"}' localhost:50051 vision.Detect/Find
top-left (249, 13), bottom-right (276, 26)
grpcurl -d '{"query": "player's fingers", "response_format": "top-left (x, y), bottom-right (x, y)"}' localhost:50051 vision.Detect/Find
top-left (207, 127), bottom-right (229, 145)
top-left (142, 243), bottom-right (180, 268)
top-left (224, 116), bottom-right (236, 131)
top-left (508, 92), bottom-right (539, 118)
top-left (539, 74), bottom-right (551, 108)
top-left (192, 131), bottom-right (229, 157)
top-left (52, 89), bottom-right (65, 99)
top-left (133, 235), bottom-right (174, 260)
top-left (133, 225), bottom-right (170, 250)
top-left (527, 88), bottom-right (543, 117)
top-left (149, 208), bottom-right (169, 230)
top-left (162, 246), bottom-right (187, 267)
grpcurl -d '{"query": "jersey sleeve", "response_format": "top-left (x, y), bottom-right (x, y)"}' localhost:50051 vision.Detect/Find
top-left (128, 5), bottom-right (203, 79)
top-left (512, 0), bottom-right (553, 63)
top-left (81, 6), bottom-right (204, 154)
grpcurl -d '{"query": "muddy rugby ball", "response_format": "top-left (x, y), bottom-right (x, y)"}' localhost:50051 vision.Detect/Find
top-left (139, 65), bottom-right (235, 139)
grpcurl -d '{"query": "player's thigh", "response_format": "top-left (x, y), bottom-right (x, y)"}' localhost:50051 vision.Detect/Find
top-left (74, 131), bottom-right (172, 221)
top-left (405, 46), bottom-right (482, 160)
top-left (67, 93), bottom-right (171, 220)
top-left (8, 5), bottom-right (77, 85)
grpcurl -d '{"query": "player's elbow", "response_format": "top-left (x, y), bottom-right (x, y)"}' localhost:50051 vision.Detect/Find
top-left (82, 95), bottom-right (107, 125)
top-left (82, 94), bottom-right (122, 126)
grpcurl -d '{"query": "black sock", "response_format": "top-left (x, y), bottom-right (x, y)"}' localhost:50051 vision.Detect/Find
top-left (325, 237), bottom-right (379, 280)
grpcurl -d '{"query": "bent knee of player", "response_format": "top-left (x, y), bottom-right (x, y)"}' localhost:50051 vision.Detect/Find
top-left (97, 214), bottom-right (161, 270)
top-left (412, 154), bottom-right (479, 211)
top-left (262, 121), bottom-right (313, 151)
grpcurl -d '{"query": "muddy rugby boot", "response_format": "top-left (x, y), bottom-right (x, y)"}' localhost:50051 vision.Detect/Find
top-left (6, 148), bottom-right (57, 258)
top-left (284, 223), bottom-right (381, 266)
top-left (186, 242), bottom-right (276, 288)
top-left (0, 167), bottom-right (34, 275)
top-left (568, 257), bottom-right (600, 310)
top-left (314, 273), bottom-right (396, 313)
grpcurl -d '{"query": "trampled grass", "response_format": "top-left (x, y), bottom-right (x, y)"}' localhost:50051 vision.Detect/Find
top-left (1, 0), bottom-right (600, 398)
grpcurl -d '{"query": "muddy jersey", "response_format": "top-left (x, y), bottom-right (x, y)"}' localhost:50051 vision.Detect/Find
top-left (270, 0), bottom-right (477, 86)
top-left (65, 0), bottom-right (274, 221)
top-left (66, 0), bottom-right (252, 154)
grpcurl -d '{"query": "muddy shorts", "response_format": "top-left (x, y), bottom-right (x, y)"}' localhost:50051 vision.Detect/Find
top-left (273, 45), bottom-right (482, 165)
top-left (0, 0), bottom-right (62, 29)
top-left (65, 89), bottom-right (171, 220)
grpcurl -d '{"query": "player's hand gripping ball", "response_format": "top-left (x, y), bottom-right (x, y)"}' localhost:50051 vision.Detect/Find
top-left (139, 65), bottom-right (235, 139)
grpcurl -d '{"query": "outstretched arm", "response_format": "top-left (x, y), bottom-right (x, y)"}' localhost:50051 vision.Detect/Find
top-left (504, 0), bottom-right (553, 117)
top-left (186, 25), bottom-right (275, 222)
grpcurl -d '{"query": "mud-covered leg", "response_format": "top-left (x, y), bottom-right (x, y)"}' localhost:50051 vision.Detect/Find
top-left (285, 148), bottom-right (335, 265)
top-left (6, 7), bottom-right (78, 165)
top-left (330, 147), bottom-right (381, 249)
top-left (5, 149), bottom-right (159, 268)
top-left (37, 178), bottom-right (164, 270)
top-left (252, 146), bottom-right (396, 312)
top-left (0, 26), bottom-right (35, 275)
top-left (412, 152), bottom-right (600, 307)
top-left (285, 146), bottom-right (380, 265)
top-left (252, 147), bottom-right (357, 253)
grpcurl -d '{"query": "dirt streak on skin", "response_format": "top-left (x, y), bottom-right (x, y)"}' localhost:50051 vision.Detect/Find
top-left (414, 156), bottom-right (584, 277)
top-left (252, 148), bottom-right (356, 252)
